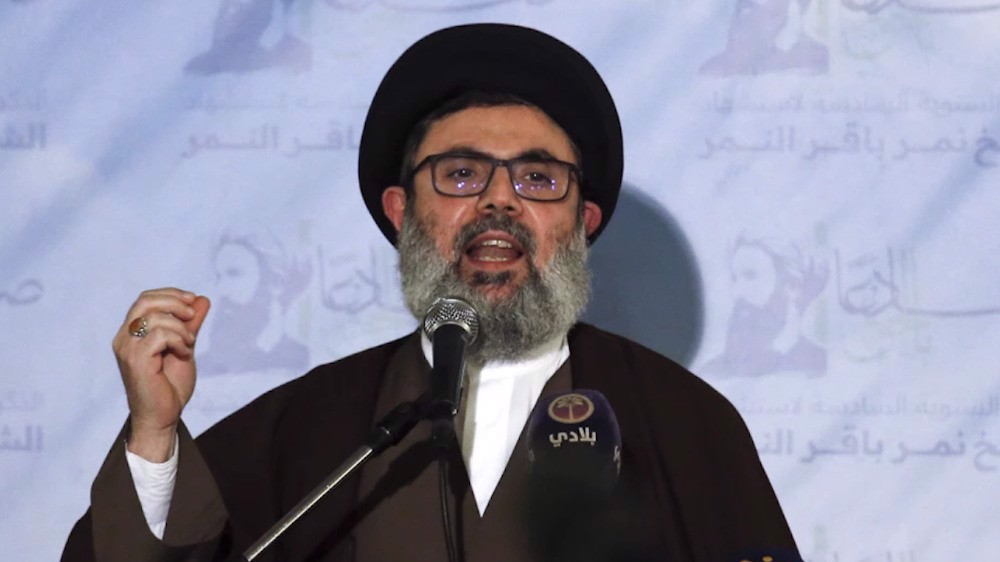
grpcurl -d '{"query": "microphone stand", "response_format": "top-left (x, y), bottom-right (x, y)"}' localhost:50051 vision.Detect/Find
top-left (228, 395), bottom-right (431, 562)
top-left (428, 359), bottom-right (464, 562)
top-left (232, 296), bottom-right (477, 561)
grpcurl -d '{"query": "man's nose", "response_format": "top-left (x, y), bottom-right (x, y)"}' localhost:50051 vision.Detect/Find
top-left (475, 165), bottom-right (524, 216)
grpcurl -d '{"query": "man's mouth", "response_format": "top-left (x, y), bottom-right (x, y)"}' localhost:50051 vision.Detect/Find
top-left (464, 232), bottom-right (526, 264)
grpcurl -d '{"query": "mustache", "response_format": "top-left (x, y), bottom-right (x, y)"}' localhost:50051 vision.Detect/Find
top-left (450, 215), bottom-right (537, 262)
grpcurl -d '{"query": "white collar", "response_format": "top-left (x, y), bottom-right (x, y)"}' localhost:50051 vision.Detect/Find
top-left (419, 330), bottom-right (570, 514)
top-left (418, 331), bottom-right (568, 378)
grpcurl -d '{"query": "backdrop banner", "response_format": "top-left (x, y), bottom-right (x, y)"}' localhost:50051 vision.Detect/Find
top-left (2, 2), bottom-right (998, 560)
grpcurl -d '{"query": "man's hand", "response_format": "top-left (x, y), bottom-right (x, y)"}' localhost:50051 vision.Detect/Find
top-left (112, 288), bottom-right (211, 462)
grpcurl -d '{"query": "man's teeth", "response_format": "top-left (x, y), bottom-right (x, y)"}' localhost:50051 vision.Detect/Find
top-left (469, 238), bottom-right (519, 262)
top-left (478, 239), bottom-right (514, 249)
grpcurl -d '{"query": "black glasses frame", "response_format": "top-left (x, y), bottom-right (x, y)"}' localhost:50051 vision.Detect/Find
top-left (406, 151), bottom-right (581, 202)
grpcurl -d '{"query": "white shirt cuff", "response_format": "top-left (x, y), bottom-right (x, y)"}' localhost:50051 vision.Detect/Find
top-left (125, 435), bottom-right (179, 540)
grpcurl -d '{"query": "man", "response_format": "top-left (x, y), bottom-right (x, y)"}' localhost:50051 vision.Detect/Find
top-left (200, 228), bottom-right (311, 376)
top-left (185, 0), bottom-right (311, 75)
top-left (63, 24), bottom-right (800, 561)
top-left (699, 0), bottom-right (829, 76)
top-left (702, 236), bottom-right (828, 378)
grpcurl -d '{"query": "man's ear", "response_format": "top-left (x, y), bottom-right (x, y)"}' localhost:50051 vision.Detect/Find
top-left (382, 186), bottom-right (407, 234)
top-left (582, 200), bottom-right (603, 238)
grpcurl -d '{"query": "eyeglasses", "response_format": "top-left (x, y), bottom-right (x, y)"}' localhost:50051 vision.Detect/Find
top-left (407, 151), bottom-right (580, 202)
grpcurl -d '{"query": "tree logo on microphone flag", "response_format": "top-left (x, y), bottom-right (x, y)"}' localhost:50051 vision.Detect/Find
top-left (547, 393), bottom-right (595, 424)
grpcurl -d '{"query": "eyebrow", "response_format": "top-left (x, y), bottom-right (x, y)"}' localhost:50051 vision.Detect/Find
top-left (439, 145), bottom-right (565, 162)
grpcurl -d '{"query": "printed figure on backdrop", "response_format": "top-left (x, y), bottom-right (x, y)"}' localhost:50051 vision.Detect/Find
top-left (199, 229), bottom-right (312, 375)
top-left (185, 0), bottom-right (549, 75)
top-left (185, 0), bottom-right (311, 75)
top-left (700, 0), bottom-right (829, 75)
top-left (323, 0), bottom-right (550, 11)
top-left (317, 244), bottom-right (408, 316)
top-left (702, 236), bottom-right (828, 378)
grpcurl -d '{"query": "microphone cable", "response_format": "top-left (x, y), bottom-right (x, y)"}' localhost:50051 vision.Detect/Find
top-left (435, 424), bottom-right (463, 562)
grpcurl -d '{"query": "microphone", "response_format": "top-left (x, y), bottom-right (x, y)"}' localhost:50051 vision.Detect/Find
top-left (422, 298), bottom-right (479, 561)
top-left (422, 297), bottom-right (480, 422)
top-left (524, 390), bottom-right (623, 561)
top-left (526, 389), bottom-right (622, 492)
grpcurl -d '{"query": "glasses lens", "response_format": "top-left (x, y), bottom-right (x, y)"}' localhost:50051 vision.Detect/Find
top-left (510, 159), bottom-right (569, 200)
top-left (433, 155), bottom-right (492, 196)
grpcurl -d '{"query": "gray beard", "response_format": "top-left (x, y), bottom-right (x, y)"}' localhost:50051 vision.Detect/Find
top-left (397, 209), bottom-right (591, 364)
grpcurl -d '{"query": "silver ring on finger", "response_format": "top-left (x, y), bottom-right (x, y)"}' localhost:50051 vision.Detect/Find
top-left (129, 317), bottom-right (149, 338)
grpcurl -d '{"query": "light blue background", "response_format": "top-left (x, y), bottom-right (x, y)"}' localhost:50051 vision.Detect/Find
top-left (2, 1), bottom-right (998, 560)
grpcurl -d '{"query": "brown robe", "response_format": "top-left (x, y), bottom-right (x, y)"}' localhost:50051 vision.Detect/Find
top-left (62, 323), bottom-right (799, 561)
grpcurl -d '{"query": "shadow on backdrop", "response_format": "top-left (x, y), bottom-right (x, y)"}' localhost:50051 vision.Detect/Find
top-left (583, 185), bottom-right (704, 367)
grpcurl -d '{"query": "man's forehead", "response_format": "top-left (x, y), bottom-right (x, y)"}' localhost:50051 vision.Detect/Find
top-left (416, 104), bottom-right (578, 162)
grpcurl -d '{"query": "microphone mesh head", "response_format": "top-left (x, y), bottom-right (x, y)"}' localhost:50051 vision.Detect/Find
top-left (422, 297), bottom-right (480, 343)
